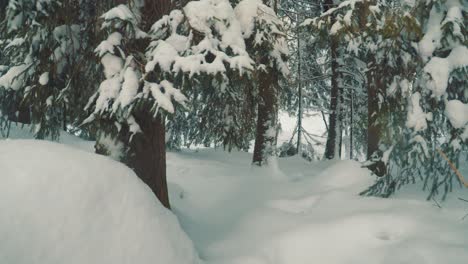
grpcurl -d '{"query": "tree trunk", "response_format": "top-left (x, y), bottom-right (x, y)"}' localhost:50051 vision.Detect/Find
top-left (253, 68), bottom-right (278, 166)
top-left (128, 112), bottom-right (170, 208)
top-left (296, 22), bottom-right (302, 156)
top-left (366, 63), bottom-right (380, 159)
top-left (0, 0), bottom-right (7, 21)
top-left (323, 4), bottom-right (341, 160)
top-left (252, 0), bottom-right (280, 166)
top-left (122, 0), bottom-right (173, 209)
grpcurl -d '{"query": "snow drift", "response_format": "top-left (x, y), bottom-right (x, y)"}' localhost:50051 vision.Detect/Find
top-left (0, 140), bottom-right (199, 264)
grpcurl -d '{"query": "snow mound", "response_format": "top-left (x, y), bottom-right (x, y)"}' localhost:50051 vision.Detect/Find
top-left (0, 140), bottom-right (199, 264)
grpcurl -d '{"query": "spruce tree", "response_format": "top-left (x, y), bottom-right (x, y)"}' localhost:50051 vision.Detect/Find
top-left (235, 0), bottom-right (289, 165)
top-left (85, 0), bottom-right (253, 207)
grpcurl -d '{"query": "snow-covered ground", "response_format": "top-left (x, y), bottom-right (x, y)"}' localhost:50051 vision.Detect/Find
top-left (168, 149), bottom-right (468, 264)
top-left (1, 125), bottom-right (467, 263)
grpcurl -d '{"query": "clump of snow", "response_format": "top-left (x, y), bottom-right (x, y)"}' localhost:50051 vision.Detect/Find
top-left (0, 64), bottom-right (29, 91)
top-left (406, 92), bottom-right (432, 132)
top-left (101, 53), bottom-right (123, 79)
top-left (113, 66), bottom-right (139, 110)
top-left (95, 32), bottom-right (123, 57)
top-left (418, 4), bottom-right (444, 58)
top-left (38, 72), bottom-right (49, 85)
top-left (424, 46), bottom-right (468, 99)
top-left (445, 99), bottom-right (468, 129)
top-left (0, 140), bottom-right (199, 264)
top-left (234, 0), bottom-right (289, 75)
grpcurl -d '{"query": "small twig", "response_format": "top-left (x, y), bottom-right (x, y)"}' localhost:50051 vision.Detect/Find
top-left (432, 197), bottom-right (442, 209)
top-left (459, 197), bottom-right (468, 220)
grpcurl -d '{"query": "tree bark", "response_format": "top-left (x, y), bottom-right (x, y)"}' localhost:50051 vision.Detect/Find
top-left (324, 0), bottom-right (341, 160)
top-left (366, 63), bottom-right (380, 159)
top-left (252, 0), bottom-right (280, 166)
top-left (0, 0), bottom-right (7, 21)
top-left (296, 18), bottom-right (302, 156)
top-left (128, 112), bottom-right (170, 208)
top-left (124, 0), bottom-right (173, 209)
top-left (253, 68), bottom-right (278, 166)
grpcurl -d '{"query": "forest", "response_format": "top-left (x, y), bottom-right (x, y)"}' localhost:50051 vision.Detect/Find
top-left (0, 0), bottom-right (467, 263)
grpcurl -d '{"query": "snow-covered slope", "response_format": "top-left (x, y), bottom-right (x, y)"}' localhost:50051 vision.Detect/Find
top-left (167, 149), bottom-right (468, 264)
top-left (0, 140), bottom-right (199, 264)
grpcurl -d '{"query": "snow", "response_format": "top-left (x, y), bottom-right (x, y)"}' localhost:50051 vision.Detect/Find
top-left (330, 20), bottom-right (343, 35)
top-left (235, 0), bottom-right (261, 39)
top-left (38, 72), bottom-right (49, 85)
top-left (234, 0), bottom-right (289, 75)
top-left (4, 37), bottom-right (25, 49)
top-left (1, 123), bottom-right (468, 264)
top-left (146, 40), bottom-right (179, 72)
top-left (418, 4), bottom-right (444, 59)
top-left (95, 32), bottom-right (123, 57)
top-left (0, 64), bottom-right (29, 91)
top-left (424, 46), bottom-right (468, 99)
top-left (406, 92), bottom-right (431, 132)
top-left (101, 53), bottom-right (123, 79)
top-left (146, 80), bottom-right (188, 114)
top-left (101, 4), bottom-right (137, 27)
top-left (0, 139), bottom-right (199, 264)
top-left (114, 66), bottom-right (139, 110)
top-left (167, 149), bottom-right (468, 264)
top-left (94, 76), bottom-right (121, 113)
top-left (445, 100), bottom-right (468, 129)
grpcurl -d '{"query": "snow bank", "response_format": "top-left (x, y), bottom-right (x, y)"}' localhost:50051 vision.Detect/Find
top-left (0, 140), bottom-right (199, 264)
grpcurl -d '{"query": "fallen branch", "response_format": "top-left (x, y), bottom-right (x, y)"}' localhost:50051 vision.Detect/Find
top-left (436, 148), bottom-right (468, 188)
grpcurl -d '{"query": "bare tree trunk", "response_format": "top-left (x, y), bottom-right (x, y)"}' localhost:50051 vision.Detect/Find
top-left (323, 4), bottom-right (341, 160)
top-left (0, 0), bottom-right (7, 21)
top-left (253, 68), bottom-right (278, 166)
top-left (252, 0), bottom-right (280, 166)
top-left (296, 19), bottom-right (303, 156)
top-left (128, 111), bottom-right (170, 208)
top-left (350, 88), bottom-right (354, 159)
top-left (366, 62), bottom-right (380, 159)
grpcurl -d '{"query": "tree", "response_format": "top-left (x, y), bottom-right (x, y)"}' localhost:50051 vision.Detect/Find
top-left (235, 0), bottom-right (289, 165)
top-left (0, 0), bottom-right (102, 138)
top-left (362, 0), bottom-right (467, 199)
top-left (86, 0), bottom-right (253, 207)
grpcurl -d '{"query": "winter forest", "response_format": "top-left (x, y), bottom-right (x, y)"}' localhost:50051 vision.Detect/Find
top-left (0, 0), bottom-right (467, 263)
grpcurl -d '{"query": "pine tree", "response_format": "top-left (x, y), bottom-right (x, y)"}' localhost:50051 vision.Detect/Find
top-left (362, 0), bottom-right (467, 199)
top-left (85, 0), bottom-right (253, 207)
top-left (235, 0), bottom-right (289, 165)
top-left (0, 0), bottom-right (102, 139)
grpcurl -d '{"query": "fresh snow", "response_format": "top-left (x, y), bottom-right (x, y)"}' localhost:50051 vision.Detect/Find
top-left (38, 72), bottom-right (49, 85)
top-left (1, 125), bottom-right (467, 264)
top-left (445, 100), bottom-right (468, 129)
top-left (168, 149), bottom-right (468, 264)
top-left (0, 64), bottom-right (29, 91)
top-left (406, 92), bottom-right (431, 132)
top-left (0, 139), bottom-right (199, 264)
top-left (424, 46), bottom-right (468, 99)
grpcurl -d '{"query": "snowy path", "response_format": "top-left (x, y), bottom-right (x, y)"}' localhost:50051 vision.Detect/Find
top-left (167, 149), bottom-right (468, 264)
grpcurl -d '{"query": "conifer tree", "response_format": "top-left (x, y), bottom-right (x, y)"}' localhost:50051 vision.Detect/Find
top-left (0, 0), bottom-right (95, 138)
top-left (85, 0), bottom-right (253, 207)
top-left (235, 0), bottom-right (289, 165)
